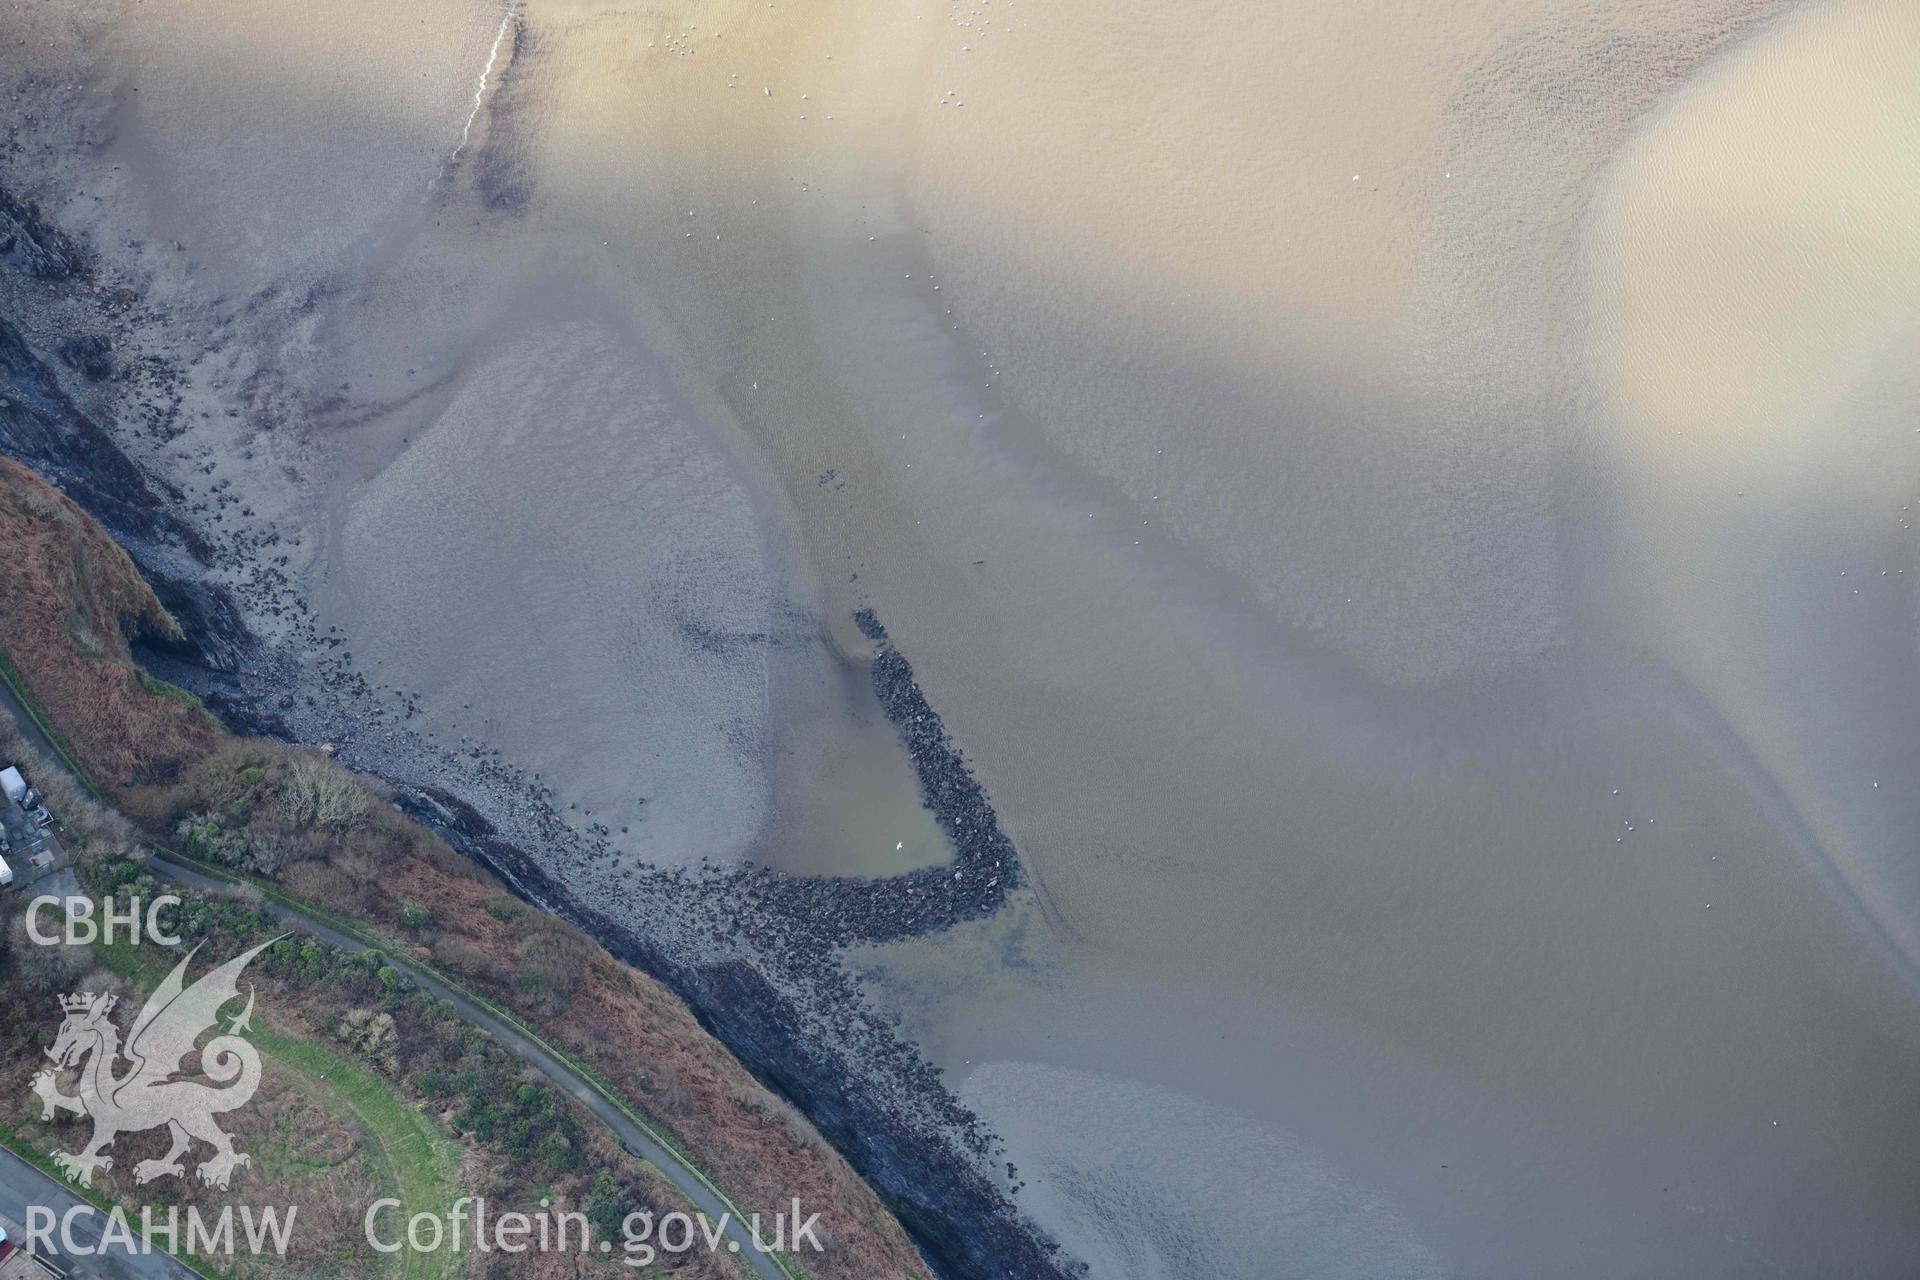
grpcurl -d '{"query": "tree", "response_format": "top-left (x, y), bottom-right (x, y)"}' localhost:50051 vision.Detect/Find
top-left (4, 911), bottom-right (96, 996)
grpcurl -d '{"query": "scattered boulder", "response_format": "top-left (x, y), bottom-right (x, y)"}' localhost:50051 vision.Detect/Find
top-left (0, 186), bottom-right (84, 279)
top-left (58, 332), bottom-right (113, 380)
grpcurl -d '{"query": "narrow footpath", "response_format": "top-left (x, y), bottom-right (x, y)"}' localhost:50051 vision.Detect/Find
top-left (0, 690), bottom-right (792, 1280)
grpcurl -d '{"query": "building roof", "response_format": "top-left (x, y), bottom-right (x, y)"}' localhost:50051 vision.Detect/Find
top-left (0, 1249), bottom-right (45, 1280)
top-left (0, 1210), bottom-right (55, 1280)
top-left (0, 1215), bottom-right (45, 1280)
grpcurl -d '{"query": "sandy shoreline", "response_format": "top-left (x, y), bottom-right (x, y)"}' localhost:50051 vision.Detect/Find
top-left (0, 227), bottom-right (1073, 1277)
top-left (10, 0), bottom-right (1920, 1274)
top-left (0, 51), bottom-right (1068, 1274)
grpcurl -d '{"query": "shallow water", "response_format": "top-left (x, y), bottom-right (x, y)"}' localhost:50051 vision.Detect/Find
top-left (16, 0), bottom-right (1920, 1272)
top-left (1589, 0), bottom-right (1920, 971)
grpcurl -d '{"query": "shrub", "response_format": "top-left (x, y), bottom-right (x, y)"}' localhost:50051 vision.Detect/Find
top-left (4, 911), bottom-right (94, 995)
top-left (584, 1173), bottom-right (633, 1241)
top-left (337, 1008), bottom-right (400, 1071)
top-left (278, 755), bottom-right (370, 830)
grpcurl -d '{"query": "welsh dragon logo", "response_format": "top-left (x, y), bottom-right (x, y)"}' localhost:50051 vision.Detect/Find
top-left (28, 936), bottom-right (284, 1189)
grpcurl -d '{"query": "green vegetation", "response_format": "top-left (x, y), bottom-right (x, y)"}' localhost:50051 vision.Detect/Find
top-left (0, 724), bottom-right (813, 1280)
top-left (0, 449), bottom-right (931, 1280)
top-left (1, 854), bottom-right (688, 1280)
top-left (135, 667), bottom-right (220, 726)
top-left (87, 907), bottom-right (465, 1280)
top-left (253, 1031), bottom-right (463, 1280)
top-left (155, 846), bottom-right (810, 1280)
top-left (0, 1120), bottom-right (244, 1280)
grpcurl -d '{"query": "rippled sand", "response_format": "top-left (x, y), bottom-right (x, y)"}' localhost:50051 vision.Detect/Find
top-left (1590, 0), bottom-right (1920, 971)
top-left (14, 0), bottom-right (1920, 1273)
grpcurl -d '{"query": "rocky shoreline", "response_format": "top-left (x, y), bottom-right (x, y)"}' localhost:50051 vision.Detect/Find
top-left (388, 605), bottom-right (1069, 1280)
top-left (0, 193), bottom-right (249, 676)
top-left (0, 175), bottom-right (1077, 1280)
top-left (402, 777), bottom-right (1066, 1280)
top-left (730, 609), bottom-right (1021, 948)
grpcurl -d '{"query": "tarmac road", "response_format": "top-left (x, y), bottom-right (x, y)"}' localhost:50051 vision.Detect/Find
top-left (0, 685), bottom-right (792, 1280)
top-left (0, 1148), bottom-right (204, 1279)
top-left (148, 856), bottom-right (793, 1280)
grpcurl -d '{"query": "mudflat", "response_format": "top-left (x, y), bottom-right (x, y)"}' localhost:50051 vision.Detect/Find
top-left (4, 0), bottom-right (1920, 1274)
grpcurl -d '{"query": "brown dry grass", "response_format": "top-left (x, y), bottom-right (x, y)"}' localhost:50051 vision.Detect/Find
top-left (397, 854), bottom-right (913, 1278)
top-left (149, 743), bottom-right (924, 1278)
top-left (465, 1124), bottom-right (741, 1280)
top-left (0, 456), bottom-right (218, 784)
top-left (1, 980), bottom-right (400, 1280)
top-left (0, 457), bottom-right (929, 1280)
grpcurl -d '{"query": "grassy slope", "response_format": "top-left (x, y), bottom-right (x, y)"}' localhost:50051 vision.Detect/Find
top-left (252, 1030), bottom-right (464, 1280)
top-left (1, 1018), bottom-right (424, 1280)
top-left (0, 1120), bottom-right (248, 1280)
top-left (90, 936), bottom-right (466, 1280)
top-left (0, 457), bottom-right (217, 787)
top-left (0, 641), bottom-right (100, 793)
top-left (0, 457), bottom-right (929, 1280)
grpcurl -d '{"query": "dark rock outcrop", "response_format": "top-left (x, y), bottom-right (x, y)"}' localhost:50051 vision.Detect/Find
top-left (0, 188), bottom-right (84, 280)
top-left (0, 315), bottom-right (251, 673)
top-left (0, 183), bottom-right (1066, 1280)
top-left (394, 614), bottom-right (1073, 1280)
top-left (57, 331), bottom-right (113, 380)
